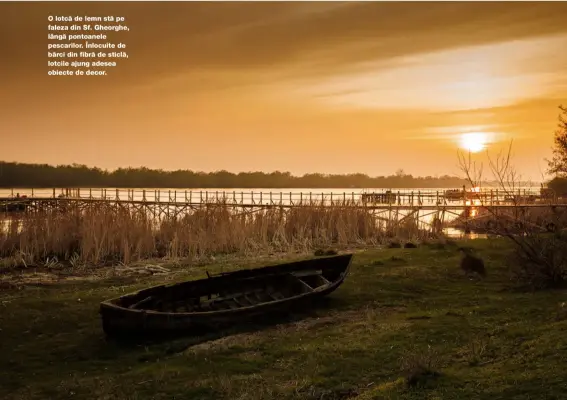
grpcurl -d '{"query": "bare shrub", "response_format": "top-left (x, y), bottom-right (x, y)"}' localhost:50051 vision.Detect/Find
top-left (507, 231), bottom-right (567, 288)
top-left (458, 141), bottom-right (567, 289)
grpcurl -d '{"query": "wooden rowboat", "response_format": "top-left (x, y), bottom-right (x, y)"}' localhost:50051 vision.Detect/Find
top-left (100, 253), bottom-right (353, 338)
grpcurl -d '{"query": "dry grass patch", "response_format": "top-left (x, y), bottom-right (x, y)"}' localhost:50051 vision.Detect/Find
top-left (1, 201), bottom-right (432, 268)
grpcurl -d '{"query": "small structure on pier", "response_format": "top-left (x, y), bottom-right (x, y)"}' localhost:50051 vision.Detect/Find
top-left (444, 189), bottom-right (466, 201)
top-left (361, 191), bottom-right (397, 204)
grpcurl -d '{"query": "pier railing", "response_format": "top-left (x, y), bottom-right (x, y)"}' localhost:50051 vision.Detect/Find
top-left (0, 187), bottom-right (553, 207)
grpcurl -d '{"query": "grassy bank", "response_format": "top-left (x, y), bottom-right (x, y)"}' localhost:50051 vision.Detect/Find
top-left (0, 202), bottom-right (428, 267)
top-left (2, 238), bottom-right (567, 399)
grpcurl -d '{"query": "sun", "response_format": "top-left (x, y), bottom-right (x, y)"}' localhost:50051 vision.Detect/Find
top-left (459, 132), bottom-right (488, 153)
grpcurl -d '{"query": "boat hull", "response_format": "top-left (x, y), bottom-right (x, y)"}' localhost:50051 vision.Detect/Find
top-left (100, 254), bottom-right (353, 338)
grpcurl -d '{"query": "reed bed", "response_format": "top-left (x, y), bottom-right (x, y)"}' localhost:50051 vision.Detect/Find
top-left (0, 200), bottom-right (430, 267)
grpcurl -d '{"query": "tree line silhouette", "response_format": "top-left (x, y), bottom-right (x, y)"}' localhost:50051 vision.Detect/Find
top-left (0, 161), bottom-right (473, 189)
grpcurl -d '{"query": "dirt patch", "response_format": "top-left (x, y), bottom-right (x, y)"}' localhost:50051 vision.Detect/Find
top-left (186, 332), bottom-right (263, 354)
top-left (0, 246), bottom-right (366, 290)
top-left (0, 263), bottom-right (177, 289)
top-left (185, 308), bottom-right (404, 356)
top-left (285, 311), bottom-right (364, 332)
top-left (185, 313), bottom-right (362, 355)
top-left (0, 249), bottom-right (318, 288)
top-left (0, 271), bottom-right (59, 288)
top-left (296, 385), bottom-right (360, 400)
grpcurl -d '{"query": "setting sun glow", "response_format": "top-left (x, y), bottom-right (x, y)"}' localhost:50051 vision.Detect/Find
top-left (459, 132), bottom-right (488, 153)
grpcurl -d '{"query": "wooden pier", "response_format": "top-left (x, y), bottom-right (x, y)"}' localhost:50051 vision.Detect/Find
top-left (1, 187), bottom-right (565, 234)
top-left (0, 187), bottom-right (557, 205)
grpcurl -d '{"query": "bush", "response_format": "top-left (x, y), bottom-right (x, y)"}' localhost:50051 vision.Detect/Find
top-left (547, 177), bottom-right (567, 197)
top-left (507, 232), bottom-right (567, 289)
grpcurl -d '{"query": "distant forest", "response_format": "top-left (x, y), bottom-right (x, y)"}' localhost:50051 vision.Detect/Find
top-left (0, 161), bottom-right (486, 189)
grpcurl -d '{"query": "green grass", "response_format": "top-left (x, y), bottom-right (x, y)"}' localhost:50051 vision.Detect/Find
top-left (2, 238), bottom-right (567, 399)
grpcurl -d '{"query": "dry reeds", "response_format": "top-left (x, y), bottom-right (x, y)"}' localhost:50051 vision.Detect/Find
top-left (0, 200), bottom-right (430, 267)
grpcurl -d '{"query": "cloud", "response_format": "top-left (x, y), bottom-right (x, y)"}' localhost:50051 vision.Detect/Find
top-left (128, 2), bottom-right (567, 108)
top-left (168, 2), bottom-right (567, 71)
top-left (4, 2), bottom-right (567, 83)
top-left (298, 33), bottom-right (567, 112)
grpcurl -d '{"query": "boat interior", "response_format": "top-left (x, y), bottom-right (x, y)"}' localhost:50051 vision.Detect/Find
top-left (119, 268), bottom-right (341, 313)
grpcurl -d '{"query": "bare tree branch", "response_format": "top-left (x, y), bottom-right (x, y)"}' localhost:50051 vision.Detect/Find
top-left (458, 140), bottom-right (567, 288)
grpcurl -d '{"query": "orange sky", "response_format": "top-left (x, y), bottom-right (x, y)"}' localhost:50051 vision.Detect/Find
top-left (1, 2), bottom-right (566, 181)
